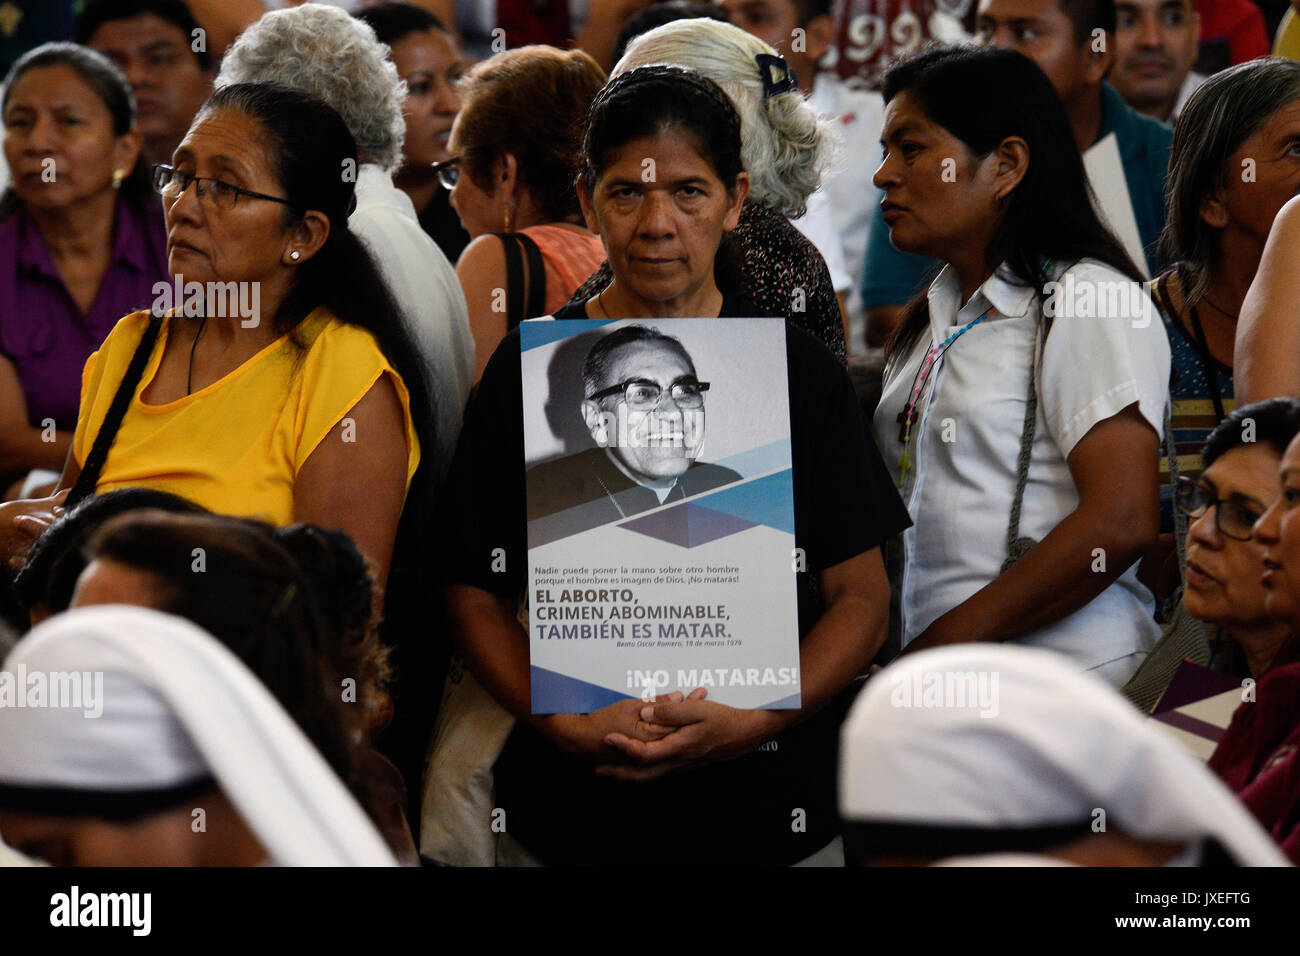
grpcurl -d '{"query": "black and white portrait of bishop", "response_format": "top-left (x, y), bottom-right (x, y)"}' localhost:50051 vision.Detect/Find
top-left (526, 325), bottom-right (741, 541)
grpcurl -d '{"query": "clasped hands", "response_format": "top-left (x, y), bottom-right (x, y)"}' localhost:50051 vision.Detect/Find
top-left (543, 688), bottom-right (782, 783)
top-left (0, 490), bottom-right (68, 573)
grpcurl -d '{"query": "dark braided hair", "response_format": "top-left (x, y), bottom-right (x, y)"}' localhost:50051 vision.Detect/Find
top-left (83, 510), bottom-right (366, 802)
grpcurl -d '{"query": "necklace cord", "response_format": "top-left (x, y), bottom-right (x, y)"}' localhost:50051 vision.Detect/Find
top-left (186, 315), bottom-right (208, 396)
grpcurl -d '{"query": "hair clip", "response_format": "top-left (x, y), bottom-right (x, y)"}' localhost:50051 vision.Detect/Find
top-left (755, 53), bottom-right (798, 99)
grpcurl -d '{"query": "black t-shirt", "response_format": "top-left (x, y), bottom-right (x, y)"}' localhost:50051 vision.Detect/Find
top-left (437, 309), bottom-right (911, 866)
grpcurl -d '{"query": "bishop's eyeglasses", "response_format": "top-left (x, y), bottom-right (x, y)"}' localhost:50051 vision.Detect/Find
top-left (587, 377), bottom-right (710, 411)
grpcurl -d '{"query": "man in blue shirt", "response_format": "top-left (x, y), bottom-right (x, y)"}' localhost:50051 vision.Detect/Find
top-left (863, 0), bottom-right (1172, 345)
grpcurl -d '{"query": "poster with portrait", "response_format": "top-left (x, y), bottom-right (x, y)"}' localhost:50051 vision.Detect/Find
top-left (521, 317), bottom-right (800, 714)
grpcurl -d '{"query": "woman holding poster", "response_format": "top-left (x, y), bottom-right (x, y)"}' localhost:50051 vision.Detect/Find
top-left (439, 65), bottom-right (909, 866)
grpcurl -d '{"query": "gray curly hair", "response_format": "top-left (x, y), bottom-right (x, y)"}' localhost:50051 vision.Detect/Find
top-left (216, 3), bottom-right (406, 173)
top-left (615, 18), bottom-right (833, 219)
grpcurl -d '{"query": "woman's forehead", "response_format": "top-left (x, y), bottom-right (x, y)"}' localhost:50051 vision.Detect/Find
top-left (392, 27), bottom-right (460, 69)
top-left (881, 92), bottom-right (937, 139)
top-left (177, 108), bottom-right (271, 175)
top-left (1208, 444), bottom-right (1284, 494)
top-left (8, 63), bottom-right (107, 112)
top-left (1248, 99), bottom-right (1300, 147)
top-left (597, 128), bottom-right (721, 180)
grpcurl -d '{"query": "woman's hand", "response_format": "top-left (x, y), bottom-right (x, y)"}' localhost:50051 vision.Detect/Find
top-left (0, 490), bottom-right (68, 573)
top-left (539, 693), bottom-right (684, 760)
top-left (594, 689), bottom-right (783, 782)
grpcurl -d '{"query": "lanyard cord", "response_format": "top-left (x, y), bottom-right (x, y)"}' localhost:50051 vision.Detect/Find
top-left (902, 309), bottom-right (994, 425)
top-left (894, 307), bottom-right (995, 487)
top-left (894, 260), bottom-right (1058, 491)
top-left (1155, 271), bottom-right (1226, 423)
top-left (1186, 301), bottom-right (1227, 423)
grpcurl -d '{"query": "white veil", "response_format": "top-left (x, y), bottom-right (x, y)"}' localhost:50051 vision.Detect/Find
top-left (840, 644), bottom-right (1288, 866)
top-left (0, 605), bottom-right (396, 866)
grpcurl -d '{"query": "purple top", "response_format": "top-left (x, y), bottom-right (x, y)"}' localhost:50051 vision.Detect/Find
top-left (0, 196), bottom-right (168, 430)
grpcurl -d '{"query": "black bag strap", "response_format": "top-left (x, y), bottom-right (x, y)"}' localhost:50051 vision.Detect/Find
top-left (66, 314), bottom-right (163, 508)
top-left (519, 231), bottom-right (546, 319)
top-left (493, 231), bottom-right (548, 330)
top-left (495, 231), bottom-right (526, 331)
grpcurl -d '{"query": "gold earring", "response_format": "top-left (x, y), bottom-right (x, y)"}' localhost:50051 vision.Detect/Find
top-left (112, 169), bottom-right (125, 189)
top-left (504, 205), bottom-right (513, 234)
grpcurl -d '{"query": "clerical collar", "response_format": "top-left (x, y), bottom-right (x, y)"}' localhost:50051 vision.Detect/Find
top-left (604, 448), bottom-right (679, 503)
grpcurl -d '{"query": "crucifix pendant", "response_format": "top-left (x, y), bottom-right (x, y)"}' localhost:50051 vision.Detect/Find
top-left (897, 407), bottom-right (916, 444)
top-left (896, 414), bottom-right (915, 488)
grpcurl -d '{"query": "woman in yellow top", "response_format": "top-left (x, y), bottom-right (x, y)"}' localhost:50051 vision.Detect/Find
top-left (0, 83), bottom-right (433, 591)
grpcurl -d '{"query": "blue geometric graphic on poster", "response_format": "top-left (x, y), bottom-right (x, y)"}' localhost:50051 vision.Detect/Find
top-left (691, 469), bottom-right (795, 535)
top-left (531, 665), bottom-right (633, 712)
top-left (617, 501), bottom-right (758, 548)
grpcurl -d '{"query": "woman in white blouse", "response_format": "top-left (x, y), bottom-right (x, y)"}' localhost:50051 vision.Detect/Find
top-left (871, 45), bottom-right (1171, 685)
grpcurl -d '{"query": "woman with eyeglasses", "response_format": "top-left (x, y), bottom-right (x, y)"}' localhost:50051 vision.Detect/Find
top-left (1176, 400), bottom-right (1300, 679)
top-left (0, 82), bottom-right (432, 599)
top-left (1198, 402), bottom-right (1300, 863)
top-left (0, 44), bottom-right (167, 500)
top-left (438, 66), bottom-right (908, 867)
top-left (446, 45), bottom-right (609, 382)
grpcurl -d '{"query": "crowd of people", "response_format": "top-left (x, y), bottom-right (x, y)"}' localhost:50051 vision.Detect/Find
top-left (2, 0), bottom-right (1300, 868)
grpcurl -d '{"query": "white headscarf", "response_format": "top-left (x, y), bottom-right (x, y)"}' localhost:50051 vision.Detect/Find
top-left (839, 644), bottom-right (1288, 866)
top-left (0, 606), bottom-right (396, 866)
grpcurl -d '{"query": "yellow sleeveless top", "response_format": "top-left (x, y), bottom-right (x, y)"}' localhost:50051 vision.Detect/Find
top-left (73, 308), bottom-right (420, 526)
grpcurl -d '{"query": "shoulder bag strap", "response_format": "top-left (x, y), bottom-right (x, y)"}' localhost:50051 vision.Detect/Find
top-left (1000, 261), bottom-right (1068, 574)
top-left (493, 232), bottom-right (526, 332)
top-left (66, 314), bottom-right (164, 508)
top-left (516, 231), bottom-right (547, 320)
top-left (1001, 311), bottom-right (1053, 574)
